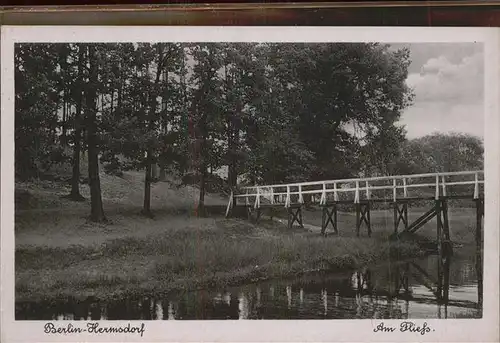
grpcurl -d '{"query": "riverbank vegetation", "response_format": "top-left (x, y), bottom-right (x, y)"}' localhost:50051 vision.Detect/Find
top-left (16, 210), bottom-right (422, 302)
top-left (16, 171), bottom-right (482, 302)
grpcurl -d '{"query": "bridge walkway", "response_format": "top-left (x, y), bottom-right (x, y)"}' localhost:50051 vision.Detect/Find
top-left (225, 171), bottom-right (484, 254)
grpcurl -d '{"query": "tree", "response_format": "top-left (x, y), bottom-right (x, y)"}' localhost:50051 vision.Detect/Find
top-left (238, 43), bottom-right (314, 185)
top-left (264, 43), bottom-right (413, 181)
top-left (98, 43), bottom-right (137, 177)
top-left (140, 43), bottom-right (166, 217)
top-left (97, 43), bottom-right (186, 216)
top-left (56, 43), bottom-right (73, 147)
top-left (85, 44), bottom-right (106, 222)
top-left (15, 44), bottom-right (61, 179)
top-left (154, 44), bottom-right (185, 192)
top-left (398, 132), bottom-right (484, 174)
top-left (218, 43), bottom-right (268, 201)
top-left (189, 44), bottom-right (225, 216)
top-left (14, 42), bottom-right (417, 218)
top-left (359, 120), bottom-right (407, 176)
top-left (67, 44), bottom-right (86, 201)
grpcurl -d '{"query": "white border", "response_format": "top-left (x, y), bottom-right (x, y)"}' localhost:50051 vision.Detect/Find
top-left (1, 26), bottom-right (499, 343)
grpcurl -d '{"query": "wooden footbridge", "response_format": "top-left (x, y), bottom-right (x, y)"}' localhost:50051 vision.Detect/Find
top-left (225, 171), bottom-right (484, 251)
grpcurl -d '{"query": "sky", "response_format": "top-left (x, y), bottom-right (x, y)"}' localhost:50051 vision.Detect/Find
top-left (392, 43), bottom-right (484, 139)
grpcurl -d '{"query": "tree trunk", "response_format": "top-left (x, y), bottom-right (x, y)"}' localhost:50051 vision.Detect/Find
top-left (110, 90), bottom-right (114, 114)
top-left (198, 160), bottom-right (207, 217)
top-left (70, 127), bottom-right (84, 201)
top-left (197, 120), bottom-right (208, 217)
top-left (228, 125), bottom-right (237, 208)
top-left (142, 47), bottom-right (165, 216)
top-left (151, 163), bottom-right (158, 180)
top-left (225, 67), bottom-right (239, 208)
top-left (68, 45), bottom-right (85, 201)
top-left (231, 109), bottom-right (241, 207)
top-left (249, 122), bottom-right (259, 184)
top-left (142, 150), bottom-right (153, 217)
top-left (61, 91), bottom-right (67, 145)
top-left (159, 166), bottom-right (167, 181)
top-left (85, 44), bottom-right (106, 222)
top-left (117, 85), bottom-right (122, 112)
top-left (59, 46), bottom-right (69, 146)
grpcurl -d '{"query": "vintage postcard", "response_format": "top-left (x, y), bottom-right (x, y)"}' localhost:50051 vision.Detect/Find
top-left (1, 26), bottom-right (499, 342)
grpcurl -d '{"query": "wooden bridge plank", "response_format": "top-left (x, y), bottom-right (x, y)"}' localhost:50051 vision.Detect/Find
top-left (233, 195), bottom-right (483, 211)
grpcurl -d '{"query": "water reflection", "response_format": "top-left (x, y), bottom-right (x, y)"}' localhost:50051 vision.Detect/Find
top-left (16, 254), bottom-right (482, 320)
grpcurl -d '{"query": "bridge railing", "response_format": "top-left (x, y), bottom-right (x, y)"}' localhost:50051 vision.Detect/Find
top-left (225, 171), bottom-right (484, 216)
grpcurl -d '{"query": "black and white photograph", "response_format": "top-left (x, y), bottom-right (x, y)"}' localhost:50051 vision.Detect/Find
top-left (1, 26), bottom-right (499, 342)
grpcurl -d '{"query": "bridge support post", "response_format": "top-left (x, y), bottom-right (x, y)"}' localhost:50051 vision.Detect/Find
top-left (436, 199), bottom-right (443, 287)
top-left (442, 254), bottom-right (451, 318)
top-left (475, 198), bottom-right (484, 255)
top-left (393, 201), bottom-right (408, 234)
top-left (435, 197), bottom-right (453, 305)
top-left (356, 202), bottom-right (371, 237)
top-left (475, 197), bottom-right (484, 310)
top-left (288, 206), bottom-right (304, 230)
top-left (321, 203), bottom-right (338, 236)
top-left (441, 198), bottom-right (452, 255)
top-left (435, 198), bottom-right (453, 256)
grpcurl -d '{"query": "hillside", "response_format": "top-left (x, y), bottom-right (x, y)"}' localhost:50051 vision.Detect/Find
top-left (15, 170), bottom-right (228, 214)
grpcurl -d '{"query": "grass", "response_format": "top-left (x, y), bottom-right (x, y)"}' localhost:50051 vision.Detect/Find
top-left (16, 212), bottom-right (422, 301)
top-left (15, 170), bottom-right (479, 302)
top-left (16, 169), bottom-right (227, 213)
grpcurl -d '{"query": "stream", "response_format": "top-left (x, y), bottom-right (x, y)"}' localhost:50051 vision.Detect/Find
top-left (16, 252), bottom-right (482, 320)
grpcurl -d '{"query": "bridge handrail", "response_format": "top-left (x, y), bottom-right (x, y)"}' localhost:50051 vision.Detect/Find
top-left (239, 170), bottom-right (484, 190)
top-left (225, 171), bottom-right (484, 215)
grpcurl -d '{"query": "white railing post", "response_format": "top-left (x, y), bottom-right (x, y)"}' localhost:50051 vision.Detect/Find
top-left (254, 187), bottom-right (260, 209)
top-left (298, 185), bottom-right (304, 204)
top-left (474, 172), bottom-right (479, 199)
top-left (225, 191), bottom-right (233, 218)
top-left (320, 182), bottom-right (326, 205)
top-left (234, 171), bottom-right (482, 211)
top-left (393, 178), bottom-right (397, 202)
top-left (441, 175), bottom-right (447, 197)
top-left (354, 181), bottom-right (360, 203)
top-left (435, 175), bottom-right (440, 200)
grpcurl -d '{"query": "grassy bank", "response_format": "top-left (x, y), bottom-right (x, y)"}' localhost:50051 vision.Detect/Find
top-left (16, 211), bottom-right (423, 302)
top-left (18, 171), bottom-right (477, 302)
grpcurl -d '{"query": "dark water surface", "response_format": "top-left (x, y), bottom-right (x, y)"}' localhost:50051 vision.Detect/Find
top-left (16, 254), bottom-right (482, 320)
